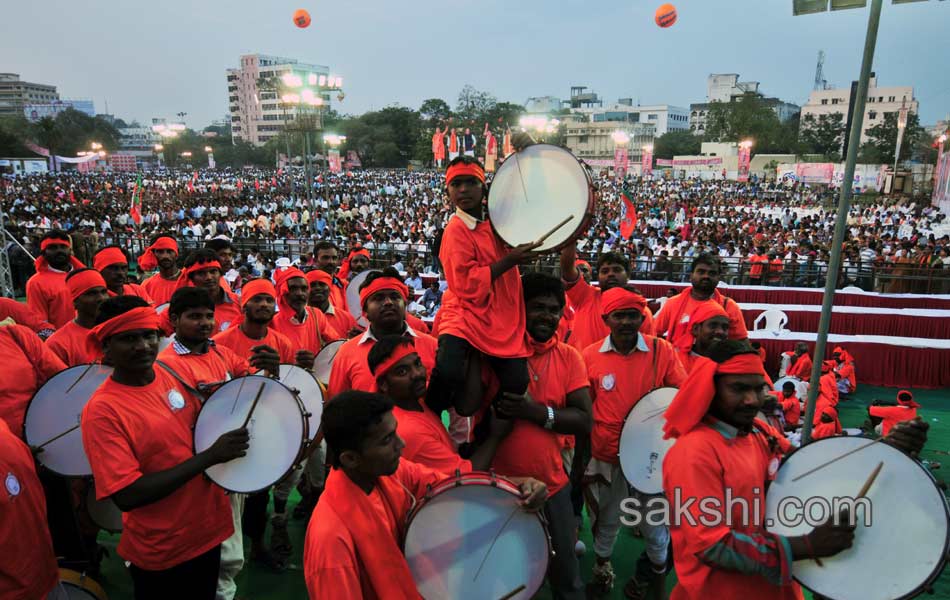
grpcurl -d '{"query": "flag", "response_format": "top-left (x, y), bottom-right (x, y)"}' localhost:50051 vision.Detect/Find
top-left (619, 188), bottom-right (638, 240)
top-left (129, 174), bottom-right (143, 225)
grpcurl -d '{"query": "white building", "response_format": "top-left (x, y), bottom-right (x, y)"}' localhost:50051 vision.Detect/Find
top-left (707, 74), bottom-right (761, 103)
top-left (227, 54), bottom-right (334, 146)
top-left (563, 117), bottom-right (656, 163)
top-left (572, 102), bottom-right (690, 137)
top-left (690, 73), bottom-right (799, 135)
top-left (524, 96), bottom-right (562, 115)
top-left (799, 74), bottom-right (917, 146)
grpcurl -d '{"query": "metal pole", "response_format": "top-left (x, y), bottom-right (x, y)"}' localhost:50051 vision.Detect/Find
top-left (305, 130), bottom-right (315, 235)
top-left (801, 0), bottom-right (882, 445)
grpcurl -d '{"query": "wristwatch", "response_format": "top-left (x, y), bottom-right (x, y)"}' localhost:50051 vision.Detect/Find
top-left (543, 406), bottom-right (556, 430)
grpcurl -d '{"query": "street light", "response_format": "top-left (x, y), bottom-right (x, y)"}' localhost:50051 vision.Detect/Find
top-left (180, 151), bottom-right (193, 158)
top-left (611, 130), bottom-right (631, 146)
top-left (739, 139), bottom-right (754, 149)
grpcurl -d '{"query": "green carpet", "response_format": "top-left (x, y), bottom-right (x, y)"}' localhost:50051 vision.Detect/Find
top-left (93, 385), bottom-right (950, 599)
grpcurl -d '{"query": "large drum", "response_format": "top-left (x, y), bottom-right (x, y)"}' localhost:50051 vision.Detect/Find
top-left (765, 436), bottom-right (950, 600)
top-left (278, 364), bottom-right (324, 441)
top-left (618, 388), bottom-right (678, 495)
top-left (85, 481), bottom-right (123, 533)
top-left (774, 376), bottom-right (808, 401)
top-left (193, 375), bottom-right (308, 494)
top-left (24, 364), bottom-right (113, 477)
top-left (313, 340), bottom-right (345, 387)
top-left (58, 568), bottom-right (108, 599)
top-left (488, 144), bottom-right (594, 253)
top-left (346, 269), bottom-right (379, 329)
top-left (403, 472), bottom-right (551, 600)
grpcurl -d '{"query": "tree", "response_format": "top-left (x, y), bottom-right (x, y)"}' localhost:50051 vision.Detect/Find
top-left (419, 98), bottom-right (453, 127)
top-left (653, 130), bottom-right (702, 159)
top-left (703, 94), bottom-right (789, 153)
top-left (455, 85), bottom-right (496, 126)
top-left (799, 112), bottom-right (845, 160)
top-left (863, 111), bottom-right (925, 166)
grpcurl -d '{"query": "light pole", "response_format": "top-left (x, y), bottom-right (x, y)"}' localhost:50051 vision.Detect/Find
top-left (323, 134), bottom-right (346, 236)
top-left (204, 146), bottom-right (215, 169)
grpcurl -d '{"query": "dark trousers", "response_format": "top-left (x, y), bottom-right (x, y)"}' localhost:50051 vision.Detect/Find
top-left (38, 469), bottom-right (99, 572)
top-left (545, 484), bottom-right (585, 600)
top-left (427, 333), bottom-right (529, 414)
top-left (243, 488), bottom-right (271, 541)
top-left (128, 544), bottom-right (221, 600)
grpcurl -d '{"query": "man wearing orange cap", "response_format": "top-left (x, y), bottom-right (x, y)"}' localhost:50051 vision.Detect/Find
top-left (46, 268), bottom-right (110, 366)
top-left (870, 390), bottom-right (920, 436)
top-left (662, 340), bottom-right (929, 599)
top-left (582, 286), bottom-right (685, 598)
top-left (212, 277), bottom-right (294, 377)
top-left (781, 342), bottom-right (812, 380)
top-left (81, 296), bottom-right (249, 599)
top-left (776, 380), bottom-right (801, 429)
top-left (337, 246), bottom-right (371, 284)
top-left (653, 254), bottom-right (746, 355)
top-left (427, 156), bottom-right (537, 418)
top-left (93, 246), bottom-right (153, 303)
top-left (270, 267), bottom-right (340, 369)
top-left (675, 301), bottom-right (730, 373)
top-left (181, 249), bottom-right (243, 333)
top-left (328, 269), bottom-right (437, 398)
top-left (313, 241), bottom-right (348, 313)
top-left (27, 230), bottom-right (86, 328)
top-left (832, 346), bottom-right (857, 395)
top-left (140, 235), bottom-right (181, 306)
top-left (307, 268), bottom-right (358, 337)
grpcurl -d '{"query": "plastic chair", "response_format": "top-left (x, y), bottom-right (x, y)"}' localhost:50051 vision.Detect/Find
top-left (752, 309), bottom-right (788, 333)
top-left (842, 286), bottom-right (863, 292)
top-left (653, 296), bottom-right (670, 315)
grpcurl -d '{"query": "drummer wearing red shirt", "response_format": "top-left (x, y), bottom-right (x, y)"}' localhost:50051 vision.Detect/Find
top-left (313, 241), bottom-right (349, 313)
top-left (93, 246), bottom-right (154, 303)
top-left (493, 272), bottom-right (592, 600)
top-left (140, 235), bottom-right (182, 306)
top-left (427, 157), bottom-right (537, 418)
top-left (673, 301), bottom-right (730, 374)
top-left (26, 230), bottom-right (85, 328)
top-left (80, 296), bottom-right (249, 600)
top-left (777, 381), bottom-right (801, 429)
top-left (582, 287), bottom-right (686, 599)
top-left (661, 340), bottom-right (929, 599)
top-left (46, 268), bottom-right (110, 366)
top-left (653, 254), bottom-right (747, 354)
top-left (303, 390), bottom-right (548, 600)
top-left (212, 278), bottom-right (293, 375)
top-left (870, 390), bottom-right (920, 436)
top-left (270, 267), bottom-right (340, 369)
top-left (307, 268), bottom-right (358, 337)
top-left (181, 250), bottom-right (243, 333)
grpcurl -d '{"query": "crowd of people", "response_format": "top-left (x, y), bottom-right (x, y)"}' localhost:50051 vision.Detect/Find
top-left (0, 154), bottom-right (940, 600)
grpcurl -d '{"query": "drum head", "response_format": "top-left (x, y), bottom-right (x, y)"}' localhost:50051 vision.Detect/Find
top-left (58, 568), bottom-right (108, 600)
top-left (766, 437), bottom-right (950, 600)
top-left (314, 340), bottom-right (345, 387)
top-left (278, 364), bottom-right (323, 441)
top-left (488, 144), bottom-right (592, 253)
top-left (346, 269), bottom-right (379, 322)
top-left (86, 481), bottom-right (123, 533)
top-left (194, 376), bottom-right (306, 493)
top-left (404, 476), bottom-right (550, 600)
top-left (158, 335), bottom-right (174, 353)
top-left (618, 387), bottom-right (678, 495)
top-left (774, 376), bottom-right (808, 400)
top-left (24, 364), bottom-right (113, 477)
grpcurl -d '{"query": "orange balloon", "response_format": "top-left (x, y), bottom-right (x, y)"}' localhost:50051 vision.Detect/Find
top-left (655, 3), bottom-right (677, 28)
top-left (293, 9), bottom-right (311, 28)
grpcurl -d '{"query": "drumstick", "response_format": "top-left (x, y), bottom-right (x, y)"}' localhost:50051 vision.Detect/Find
top-left (498, 584), bottom-right (526, 600)
top-left (240, 382), bottom-right (266, 429)
top-left (65, 362), bottom-right (97, 394)
top-left (857, 461), bottom-right (884, 499)
top-left (35, 423), bottom-right (80, 450)
top-left (790, 439), bottom-right (881, 482)
top-left (473, 505), bottom-right (521, 582)
top-left (534, 215), bottom-right (574, 246)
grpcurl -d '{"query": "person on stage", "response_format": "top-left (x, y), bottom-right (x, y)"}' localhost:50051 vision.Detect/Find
top-left (140, 235), bottom-right (182, 305)
top-left (27, 230), bottom-right (85, 328)
top-left (302, 390), bottom-right (548, 599)
top-left (81, 297), bottom-right (249, 600)
top-left (483, 123), bottom-right (498, 172)
top-left (462, 127), bottom-right (477, 158)
top-left (447, 127), bottom-right (460, 162)
top-left (46, 268), bottom-right (110, 366)
top-left (662, 339), bottom-right (928, 599)
top-left (432, 126), bottom-right (447, 168)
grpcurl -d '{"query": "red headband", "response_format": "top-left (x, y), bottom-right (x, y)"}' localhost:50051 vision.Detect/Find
top-left (897, 389), bottom-right (921, 408)
top-left (359, 277), bottom-right (409, 311)
top-left (179, 260), bottom-right (223, 285)
top-left (138, 237), bottom-right (178, 271)
top-left (306, 269), bottom-right (333, 287)
top-left (445, 161), bottom-right (486, 185)
top-left (601, 287), bottom-right (647, 317)
top-left (41, 238), bottom-right (71, 251)
top-left (68, 270), bottom-right (106, 301)
top-left (690, 301), bottom-right (729, 326)
top-left (338, 248), bottom-right (372, 282)
top-left (86, 306), bottom-right (162, 357)
top-left (241, 278), bottom-right (277, 308)
top-left (663, 353), bottom-right (767, 439)
top-left (275, 267), bottom-right (308, 312)
top-left (93, 247), bottom-right (128, 272)
top-left (371, 340), bottom-right (417, 379)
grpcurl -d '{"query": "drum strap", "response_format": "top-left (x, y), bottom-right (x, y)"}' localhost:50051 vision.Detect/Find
top-left (155, 360), bottom-right (206, 401)
top-left (651, 337), bottom-right (659, 391)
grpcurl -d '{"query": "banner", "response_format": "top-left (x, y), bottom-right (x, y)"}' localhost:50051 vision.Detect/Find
top-left (613, 147), bottom-right (629, 176)
top-left (328, 149), bottom-right (342, 173)
top-left (656, 159), bottom-right (674, 167)
top-left (737, 146), bottom-right (751, 182)
top-left (208, 154), bottom-right (216, 170)
top-left (795, 162), bottom-right (834, 184)
top-left (932, 149), bottom-right (950, 212)
top-left (110, 154), bottom-right (137, 172)
top-left (641, 147), bottom-right (653, 177)
top-left (345, 150), bottom-right (362, 168)
top-left (24, 141), bottom-right (50, 157)
top-left (662, 157), bottom-right (723, 167)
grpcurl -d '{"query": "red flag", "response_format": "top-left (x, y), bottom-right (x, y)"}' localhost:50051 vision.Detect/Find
top-left (69, 190), bottom-right (76, 203)
top-left (271, 177), bottom-right (277, 187)
top-left (236, 178), bottom-right (243, 191)
top-left (255, 179), bottom-right (261, 191)
top-left (129, 174), bottom-right (143, 225)
top-left (619, 189), bottom-right (638, 240)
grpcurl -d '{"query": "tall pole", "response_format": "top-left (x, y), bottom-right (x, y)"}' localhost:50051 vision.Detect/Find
top-left (801, 0), bottom-right (882, 445)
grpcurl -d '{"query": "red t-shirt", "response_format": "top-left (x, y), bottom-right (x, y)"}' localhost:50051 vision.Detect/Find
top-left (271, 306), bottom-right (339, 354)
top-left (157, 341), bottom-right (250, 388)
top-left (0, 298), bottom-right (53, 333)
top-left (327, 327), bottom-right (437, 399)
top-left (778, 392), bottom-right (800, 426)
top-left (664, 420), bottom-right (802, 600)
top-left (583, 334), bottom-right (686, 464)
top-left (438, 211), bottom-right (528, 358)
top-left (214, 290), bottom-right (244, 333)
top-left (27, 267), bottom-right (75, 328)
top-left (142, 273), bottom-right (180, 306)
top-left (0, 325), bottom-right (66, 436)
top-left (393, 404), bottom-right (471, 474)
top-left (869, 404), bottom-right (917, 436)
top-left (45, 320), bottom-right (98, 366)
top-left (213, 325), bottom-right (296, 372)
top-left (564, 279), bottom-right (655, 352)
top-left (319, 302), bottom-right (357, 339)
top-left (81, 367), bottom-right (232, 570)
top-left (653, 288), bottom-right (747, 353)
top-left (491, 340), bottom-right (589, 494)
top-left (0, 420), bottom-right (59, 600)
top-left (111, 282), bottom-right (154, 304)
top-left (785, 354), bottom-right (812, 379)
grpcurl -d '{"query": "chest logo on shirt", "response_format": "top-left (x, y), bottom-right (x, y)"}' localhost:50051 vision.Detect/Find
top-left (219, 321), bottom-right (231, 331)
top-left (768, 457), bottom-right (781, 479)
top-left (601, 374), bottom-right (616, 391)
top-left (167, 390), bottom-right (186, 411)
top-left (5, 473), bottom-right (20, 497)
top-left (680, 314), bottom-right (691, 324)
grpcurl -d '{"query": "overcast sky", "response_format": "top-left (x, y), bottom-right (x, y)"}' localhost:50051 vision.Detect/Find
top-left (3, 0), bottom-right (948, 129)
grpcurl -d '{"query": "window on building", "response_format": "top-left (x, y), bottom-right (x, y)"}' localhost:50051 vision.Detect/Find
top-left (879, 97), bottom-right (884, 103)
top-left (821, 99), bottom-right (828, 105)
top-left (888, 96), bottom-right (895, 102)
top-left (831, 98), bottom-right (840, 105)
top-left (868, 111), bottom-right (877, 120)
top-left (579, 135), bottom-right (589, 143)
top-left (231, 116), bottom-right (241, 122)
top-left (233, 126), bottom-right (242, 132)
